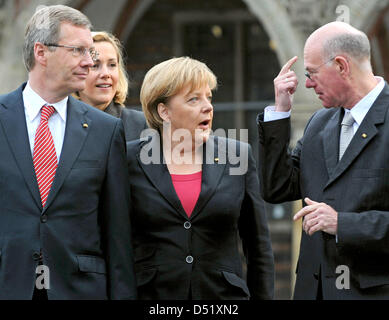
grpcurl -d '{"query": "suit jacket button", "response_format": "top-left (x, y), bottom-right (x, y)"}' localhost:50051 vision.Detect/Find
top-left (186, 255), bottom-right (194, 264)
top-left (184, 221), bottom-right (191, 229)
top-left (41, 215), bottom-right (48, 223)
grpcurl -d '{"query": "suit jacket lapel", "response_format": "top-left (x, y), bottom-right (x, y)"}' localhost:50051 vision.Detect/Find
top-left (190, 136), bottom-right (226, 220)
top-left (0, 85), bottom-right (42, 210)
top-left (43, 97), bottom-right (91, 212)
top-left (136, 135), bottom-right (226, 220)
top-left (136, 135), bottom-right (188, 219)
top-left (325, 84), bottom-right (389, 188)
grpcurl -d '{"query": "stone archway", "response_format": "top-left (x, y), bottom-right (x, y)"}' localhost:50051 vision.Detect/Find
top-left (2, 0), bottom-right (389, 95)
top-left (343, 0), bottom-right (389, 32)
top-left (242, 0), bottom-right (305, 80)
top-left (111, 0), bottom-right (309, 103)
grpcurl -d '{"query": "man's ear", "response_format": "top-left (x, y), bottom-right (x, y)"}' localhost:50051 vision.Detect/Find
top-left (34, 42), bottom-right (48, 67)
top-left (157, 102), bottom-right (170, 122)
top-left (334, 56), bottom-right (350, 77)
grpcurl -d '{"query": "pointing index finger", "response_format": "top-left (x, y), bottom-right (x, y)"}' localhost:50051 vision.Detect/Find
top-left (280, 56), bottom-right (298, 75)
top-left (293, 204), bottom-right (316, 221)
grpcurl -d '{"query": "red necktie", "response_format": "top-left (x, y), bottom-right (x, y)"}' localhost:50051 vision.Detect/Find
top-left (33, 105), bottom-right (57, 208)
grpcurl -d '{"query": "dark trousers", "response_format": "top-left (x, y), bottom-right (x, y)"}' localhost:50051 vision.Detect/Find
top-left (32, 286), bottom-right (48, 300)
top-left (316, 272), bottom-right (323, 300)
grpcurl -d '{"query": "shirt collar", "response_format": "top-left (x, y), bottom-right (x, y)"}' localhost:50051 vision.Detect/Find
top-left (23, 81), bottom-right (68, 122)
top-left (347, 76), bottom-right (385, 125)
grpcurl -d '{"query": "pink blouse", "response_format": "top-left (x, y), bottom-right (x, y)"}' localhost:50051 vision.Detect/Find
top-left (171, 171), bottom-right (202, 217)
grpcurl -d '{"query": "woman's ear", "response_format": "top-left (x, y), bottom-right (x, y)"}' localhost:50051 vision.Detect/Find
top-left (157, 102), bottom-right (170, 122)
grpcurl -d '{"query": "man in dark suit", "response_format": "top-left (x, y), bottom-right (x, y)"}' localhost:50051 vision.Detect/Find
top-left (257, 21), bottom-right (389, 299)
top-left (0, 5), bottom-right (136, 299)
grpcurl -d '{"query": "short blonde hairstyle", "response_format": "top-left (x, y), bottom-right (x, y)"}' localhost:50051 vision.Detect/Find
top-left (140, 57), bottom-right (217, 131)
top-left (73, 31), bottom-right (128, 105)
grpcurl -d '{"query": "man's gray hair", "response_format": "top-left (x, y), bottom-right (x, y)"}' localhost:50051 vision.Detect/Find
top-left (23, 5), bottom-right (93, 72)
top-left (322, 32), bottom-right (371, 63)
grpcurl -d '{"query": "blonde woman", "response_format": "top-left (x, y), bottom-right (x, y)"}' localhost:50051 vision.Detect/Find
top-left (75, 31), bottom-right (147, 140)
top-left (127, 57), bottom-right (274, 300)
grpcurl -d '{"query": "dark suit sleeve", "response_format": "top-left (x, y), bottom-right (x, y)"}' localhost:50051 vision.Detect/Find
top-left (338, 211), bottom-right (389, 255)
top-left (239, 144), bottom-right (275, 299)
top-left (257, 113), bottom-right (303, 203)
top-left (99, 119), bottom-right (137, 299)
top-left (121, 108), bottom-right (148, 141)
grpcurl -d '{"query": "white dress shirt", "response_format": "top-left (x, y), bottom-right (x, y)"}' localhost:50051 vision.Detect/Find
top-left (22, 81), bottom-right (68, 162)
top-left (346, 76), bottom-right (385, 133)
top-left (264, 77), bottom-right (385, 130)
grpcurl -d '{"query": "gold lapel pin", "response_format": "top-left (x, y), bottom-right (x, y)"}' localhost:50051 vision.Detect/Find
top-left (362, 133), bottom-right (367, 138)
top-left (214, 157), bottom-right (219, 163)
top-left (83, 123), bottom-right (88, 128)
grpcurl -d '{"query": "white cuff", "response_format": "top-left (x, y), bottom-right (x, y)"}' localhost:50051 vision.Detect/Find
top-left (264, 106), bottom-right (291, 122)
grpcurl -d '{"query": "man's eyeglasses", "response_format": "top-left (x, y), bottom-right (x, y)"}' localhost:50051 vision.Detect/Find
top-left (44, 43), bottom-right (99, 61)
top-left (304, 57), bottom-right (335, 80)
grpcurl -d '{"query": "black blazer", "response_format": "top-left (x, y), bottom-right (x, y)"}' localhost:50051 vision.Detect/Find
top-left (127, 134), bottom-right (274, 300)
top-left (257, 83), bottom-right (389, 299)
top-left (104, 102), bottom-right (147, 141)
top-left (0, 84), bottom-right (136, 300)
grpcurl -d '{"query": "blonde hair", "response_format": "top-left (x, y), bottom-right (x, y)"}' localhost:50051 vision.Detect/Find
top-left (141, 57), bottom-right (217, 131)
top-left (73, 31), bottom-right (128, 105)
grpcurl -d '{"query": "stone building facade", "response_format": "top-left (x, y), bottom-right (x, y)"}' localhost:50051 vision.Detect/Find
top-left (1, 0), bottom-right (389, 299)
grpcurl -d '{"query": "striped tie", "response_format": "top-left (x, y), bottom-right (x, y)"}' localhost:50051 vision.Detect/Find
top-left (33, 105), bottom-right (57, 208)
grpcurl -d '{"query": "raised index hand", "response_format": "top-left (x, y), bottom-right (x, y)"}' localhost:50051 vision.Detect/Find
top-left (274, 56), bottom-right (298, 112)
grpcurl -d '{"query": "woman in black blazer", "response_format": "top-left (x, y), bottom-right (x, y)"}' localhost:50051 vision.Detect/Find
top-left (127, 57), bottom-right (274, 300)
top-left (74, 31), bottom-right (147, 141)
